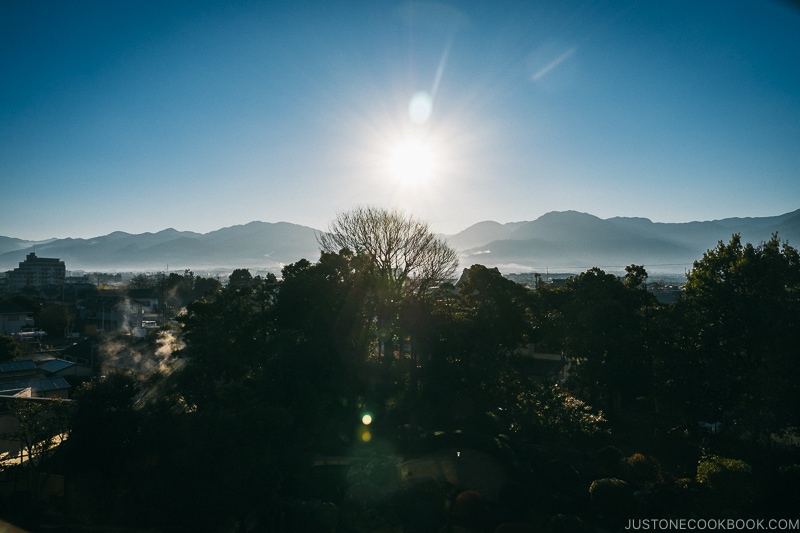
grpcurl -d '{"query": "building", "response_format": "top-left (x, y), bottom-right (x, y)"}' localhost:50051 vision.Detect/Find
top-left (126, 289), bottom-right (161, 329)
top-left (6, 253), bottom-right (66, 296)
top-left (0, 302), bottom-right (34, 336)
top-left (77, 294), bottom-right (147, 333)
top-left (0, 359), bottom-right (72, 398)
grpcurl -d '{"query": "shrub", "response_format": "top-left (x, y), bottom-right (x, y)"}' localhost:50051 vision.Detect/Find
top-left (624, 453), bottom-right (662, 488)
top-left (589, 478), bottom-right (634, 528)
top-left (695, 456), bottom-right (756, 513)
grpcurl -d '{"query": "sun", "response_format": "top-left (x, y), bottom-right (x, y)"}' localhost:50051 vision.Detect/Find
top-left (385, 137), bottom-right (438, 186)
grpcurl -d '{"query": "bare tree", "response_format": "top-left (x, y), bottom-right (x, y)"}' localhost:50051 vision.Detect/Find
top-left (318, 206), bottom-right (459, 296)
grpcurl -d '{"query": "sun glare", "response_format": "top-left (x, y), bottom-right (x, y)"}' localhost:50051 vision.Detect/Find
top-left (386, 137), bottom-right (437, 186)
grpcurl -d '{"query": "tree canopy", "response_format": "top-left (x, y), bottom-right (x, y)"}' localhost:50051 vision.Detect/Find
top-left (15, 224), bottom-right (800, 530)
top-left (678, 233), bottom-right (800, 437)
top-left (318, 205), bottom-right (459, 296)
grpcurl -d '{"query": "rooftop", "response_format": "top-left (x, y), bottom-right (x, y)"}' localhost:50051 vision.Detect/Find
top-left (0, 377), bottom-right (70, 394)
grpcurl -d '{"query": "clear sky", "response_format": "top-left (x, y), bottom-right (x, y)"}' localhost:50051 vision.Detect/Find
top-left (2, 0), bottom-right (799, 241)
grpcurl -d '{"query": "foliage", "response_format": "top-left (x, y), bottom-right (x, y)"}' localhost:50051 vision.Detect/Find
top-left (128, 273), bottom-right (155, 289)
top-left (176, 273), bottom-right (277, 409)
top-left (457, 265), bottom-right (535, 354)
top-left (624, 264), bottom-right (648, 289)
top-left (127, 270), bottom-right (221, 312)
top-left (534, 266), bottom-right (656, 409)
top-left (493, 375), bottom-right (608, 442)
top-left (34, 303), bottom-right (77, 338)
top-left (316, 207), bottom-right (460, 388)
top-left (318, 205), bottom-right (458, 297)
top-left (35, 216), bottom-right (800, 529)
top-left (678, 234), bottom-right (800, 437)
top-left (68, 373), bottom-right (141, 469)
top-left (623, 453), bottom-right (662, 488)
top-left (589, 478), bottom-right (634, 528)
top-left (275, 252), bottom-right (373, 391)
top-left (0, 334), bottom-right (22, 361)
top-left (696, 455), bottom-right (752, 485)
top-left (228, 268), bottom-right (254, 286)
top-left (696, 455), bottom-right (756, 512)
top-left (411, 266), bottom-right (538, 418)
top-left (1, 399), bottom-right (72, 471)
top-left (0, 398), bottom-right (73, 514)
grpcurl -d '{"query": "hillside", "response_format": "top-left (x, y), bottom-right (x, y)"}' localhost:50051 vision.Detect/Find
top-left (2, 210), bottom-right (798, 274)
top-left (0, 222), bottom-right (322, 272)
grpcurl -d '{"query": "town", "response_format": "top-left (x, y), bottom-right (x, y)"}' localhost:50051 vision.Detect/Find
top-left (0, 209), bottom-right (798, 532)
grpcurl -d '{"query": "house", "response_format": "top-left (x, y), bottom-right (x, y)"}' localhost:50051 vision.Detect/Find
top-left (126, 289), bottom-right (161, 330)
top-left (0, 302), bottom-right (34, 336)
top-left (61, 337), bottom-right (99, 368)
top-left (126, 289), bottom-right (160, 312)
top-left (77, 294), bottom-right (124, 332)
top-left (0, 357), bottom-right (73, 398)
top-left (37, 358), bottom-right (90, 378)
top-left (0, 377), bottom-right (70, 399)
top-left (0, 360), bottom-right (41, 381)
top-left (78, 293), bottom-right (158, 333)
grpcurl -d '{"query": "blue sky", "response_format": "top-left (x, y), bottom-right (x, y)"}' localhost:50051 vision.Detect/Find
top-left (2, 0), bottom-right (799, 240)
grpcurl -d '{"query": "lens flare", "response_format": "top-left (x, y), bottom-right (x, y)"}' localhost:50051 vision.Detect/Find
top-left (361, 414), bottom-right (373, 425)
top-left (409, 91), bottom-right (433, 124)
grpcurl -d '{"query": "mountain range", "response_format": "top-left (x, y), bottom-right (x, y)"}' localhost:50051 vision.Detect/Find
top-left (453, 209), bottom-right (800, 274)
top-left (2, 210), bottom-right (799, 275)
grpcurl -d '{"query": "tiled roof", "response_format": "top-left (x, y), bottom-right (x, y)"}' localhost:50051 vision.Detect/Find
top-left (37, 359), bottom-right (76, 374)
top-left (0, 377), bottom-right (70, 393)
top-left (0, 360), bottom-right (38, 374)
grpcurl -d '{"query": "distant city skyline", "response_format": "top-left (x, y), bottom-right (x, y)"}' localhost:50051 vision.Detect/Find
top-left (2, 0), bottom-right (799, 241)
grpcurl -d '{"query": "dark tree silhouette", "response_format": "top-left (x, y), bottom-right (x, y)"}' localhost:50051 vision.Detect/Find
top-left (678, 233), bottom-right (800, 438)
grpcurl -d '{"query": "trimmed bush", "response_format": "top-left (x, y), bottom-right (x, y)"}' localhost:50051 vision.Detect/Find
top-left (589, 478), bottom-right (634, 528)
top-left (624, 453), bottom-right (662, 488)
top-left (696, 456), bottom-right (756, 513)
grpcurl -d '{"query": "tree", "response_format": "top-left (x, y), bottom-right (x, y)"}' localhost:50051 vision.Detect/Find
top-left (272, 252), bottom-right (376, 449)
top-left (129, 273), bottom-right (156, 290)
top-left (492, 372), bottom-right (608, 443)
top-left (34, 303), bottom-right (77, 339)
top-left (624, 264), bottom-right (648, 290)
top-left (548, 267), bottom-right (655, 409)
top-left (188, 274), bottom-right (222, 302)
top-left (275, 252), bottom-right (373, 373)
top-left (228, 268), bottom-right (253, 287)
top-left (318, 206), bottom-right (459, 361)
top-left (68, 373), bottom-right (141, 469)
top-left (1, 398), bottom-right (73, 508)
top-left (0, 334), bottom-right (22, 361)
top-left (157, 270), bottom-right (197, 311)
top-left (318, 206), bottom-right (459, 297)
top-left (678, 233), bottom-right (800, 437)
top-left (171, 271), bottom-right (283, 421)
top-left (134, 270), bottom-right (222, 312)
top-left (456, 265), bottom-right (534, 355)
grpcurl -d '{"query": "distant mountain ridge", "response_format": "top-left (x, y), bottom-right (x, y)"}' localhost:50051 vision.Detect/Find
top-left (0, 222), bottom-right (322, 272)
top-left (2, 210), bottom-right (799, 274)
top-left (448, 209), bottom-right (800, 274)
